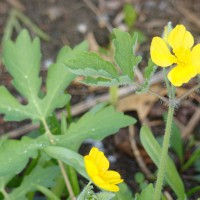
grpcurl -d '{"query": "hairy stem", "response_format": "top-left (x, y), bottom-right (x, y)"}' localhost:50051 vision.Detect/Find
top-left (154, 106), bottom-right (175, 200)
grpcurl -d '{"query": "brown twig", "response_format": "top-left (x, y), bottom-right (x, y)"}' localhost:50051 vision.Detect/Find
top-left (128, 125), bottom-right (154, 179)
top-left (82, 0), bottom-right (113, 32)
top-left (182, 108), bottom-right (200, 139)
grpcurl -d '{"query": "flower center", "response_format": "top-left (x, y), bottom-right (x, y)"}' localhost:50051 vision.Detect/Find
top-left (173, 47), bottom-right (191, 66)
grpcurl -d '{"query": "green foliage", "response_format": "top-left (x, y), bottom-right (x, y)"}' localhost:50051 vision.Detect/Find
top-left (123, 4), bottom-right (137, 28)
top-left (77, 184), bottom-right (115, 200)
top-left (9, 165), bottom-right (59, 200)
top-left (137, 59), bottom-right (157, 93)
top-left (113, 183), bottom-right (134, 200)
top-left (1, 29), bottom-right (75, 121)
top-left (62, 29), bottom-right (142, 86)
top-left (140, 125), bottom-right (185, 200)
top-left (57, 104), bottom-right (136, 151)
top-left (45, 146), bottom-right (88, 179)
top-left (169, 116), bottom-right (184, 163)
top-left (113, 29), bottom-right (142, 80)
top-left (135, 184), bottom-right (154, 200)
top-left (182, 147), bottom-right (200, 171)
top-left (0, 137), bottom-right (41, 176)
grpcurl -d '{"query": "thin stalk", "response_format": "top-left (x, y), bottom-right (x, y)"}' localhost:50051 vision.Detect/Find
top-left (41, 118), bottom-right (55, 145)
top-left (41, 118), bottom-right (76, 200)
top-left (1, 188), bottom-right (10, 200)
top-left (153, 106), bottom-right (175, 200)
top-left (134, 82), bottom-right (169, 104)
top-left (109, 86), bottom-right (118, 106)
top-left (163, 68), bottom-right (172, 99)
top-left (14, 9), bottom-right (51, 41)
top-left (2, 9), bottom-right (16, 45)
top-left (58, 161), bottom-right (76, 200)
top-left (178, 82), bottom-right (200, 102)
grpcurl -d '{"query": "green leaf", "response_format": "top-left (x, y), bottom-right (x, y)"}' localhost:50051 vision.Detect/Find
top-left (113, 29), bottom-right (142, 79)
top-left (56, 41), bottom-right (88, 63)
top-left (140, 125), bottom-right (185, 200)
top-left (113, 183), bottom-right (134, 200)
top-left (81, 75), bottom-right (132, 87)
top-left (137, 59), bottom-right (157, 93)
top-left (9, 165), bottom-right (59, 200)
top-left (135, 184), bottom-right (154, 200)
top-left (62, 51), bottom-right (119, 79)
top-left (169, 116), bottom-right (183, 163)
top-left (123, 4), bottom-right (137, 28)
top-left (45, 146), bottom-right (88, 179)
top-left (77, 184), bottom-right (95, 200)
top-left (96, 191), bottom-right (115, 200)
top-left (34, 185), bottom-right (60, 200)
top-left (0, 136), bottom-right (50, 177)
top-left (1, 29), bottom-right (75, 121)
top-left (182, 147), bottom-right (200, 171)
top-left (0, 174), bottom-right (14, 190)
top-left (3, 29), bottom-right (41, 99)
top-left (57, 105), bottom-right (136, 150)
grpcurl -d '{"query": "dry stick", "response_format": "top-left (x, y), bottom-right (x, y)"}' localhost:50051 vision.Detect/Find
top-left (6, 0), bottom-right (25, 11)
top-left (3, 72), bottom-right (164, 139)
top-left (82, 0), bottom-right (113, 32)
top-left (128, 125), bottom-right (153, 179)
top-left (182, 108), bottom-right (200, 139)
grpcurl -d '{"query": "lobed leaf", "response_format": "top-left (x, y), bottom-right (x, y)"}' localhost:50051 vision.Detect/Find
top-left (0, 136), bottom-right (50, 177)
top-left (134, 184), bottom-right (154, 200)
top-left (137, 59), bottom-right (157, 93)
top-left (57, 105), bottom-right (136, 151)
top-left (1, 29), bottom-right (76, 121)
top-left (113, 29), bottom-right (142, 79)
top-left (62, 51), bottom-right (119, 79)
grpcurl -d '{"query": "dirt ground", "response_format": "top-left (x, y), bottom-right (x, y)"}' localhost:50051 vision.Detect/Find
top-left (0, 0), bottom-right (200, 199)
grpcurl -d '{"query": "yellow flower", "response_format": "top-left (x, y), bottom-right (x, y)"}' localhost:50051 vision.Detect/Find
top-left (150, 24), bottom-right (200, 86)
top-left (84, 147), bottom-right (123, 192)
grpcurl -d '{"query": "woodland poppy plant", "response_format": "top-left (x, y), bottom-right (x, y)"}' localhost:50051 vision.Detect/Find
top-left (84, 147), bottom-right (123, 192)
top-left (150, 24), bottom-right (200, 86)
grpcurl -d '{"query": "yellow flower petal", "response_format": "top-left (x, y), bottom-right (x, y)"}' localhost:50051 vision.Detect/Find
top-left (102, 170), bottom-right (123, 184)
top-left (84, 156), bottom-right (99, 178)
top-left (88, 147), bottom-right (109, 171)
top-left (168, 25), bottom-right (194, 50)
top-left (191, 44), bottom-right (200, 73)
top-left (150, 37), bottom-right (176, 67)
top-left (92, 176), bottom-right (120, 192)
top-left (84, 147), bottom-right (123, 192)
top-left (167, 64), bottom-right (197, 86)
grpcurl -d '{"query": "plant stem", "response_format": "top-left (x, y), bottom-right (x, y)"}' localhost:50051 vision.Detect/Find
top-left (154, 106), bottom-right (175, 200)
top-left (109, 86), bottom-right (118, 106)
top-left (58, 160), bottom-right (76, 200)
top-left (41, 118), bottom-right (76, 200)
top-left (178, 82), bottom-right (200, 102)
top-left (1, 188), bottom-right (10, 200)
top-left (41, 118), bottom-right (55, 145)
